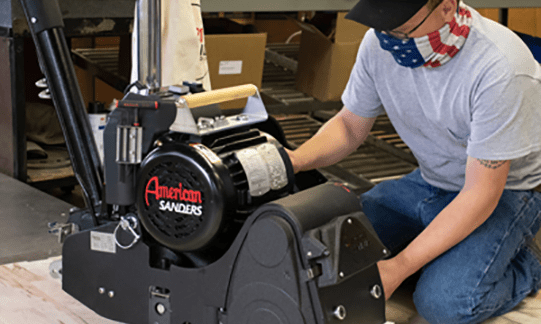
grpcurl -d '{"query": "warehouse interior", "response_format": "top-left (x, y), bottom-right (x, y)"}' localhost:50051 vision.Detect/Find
top-left (1, 0), bottom-right (541, 323)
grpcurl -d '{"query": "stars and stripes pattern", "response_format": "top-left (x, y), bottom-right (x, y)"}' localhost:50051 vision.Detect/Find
top-left (422, 5), bottom-right (472, 68)
top-left (375, 3), bottom-right (473, 69)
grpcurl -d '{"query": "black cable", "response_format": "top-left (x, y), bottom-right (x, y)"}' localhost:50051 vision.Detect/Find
top-left (124, 80), bottom-right (147, 94)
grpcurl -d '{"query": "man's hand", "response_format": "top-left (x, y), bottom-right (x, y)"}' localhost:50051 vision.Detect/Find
top-left (377, 258), bottom-right (409, 300)
top-left (285, 148), bottom-right (300, 174)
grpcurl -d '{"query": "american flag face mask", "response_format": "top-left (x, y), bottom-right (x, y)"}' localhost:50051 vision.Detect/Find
top-left (375, 4), bottom-right (472, 69)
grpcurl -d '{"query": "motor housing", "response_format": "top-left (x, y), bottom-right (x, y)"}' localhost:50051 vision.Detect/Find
top-left (136, 129), bottom-right (295, 253)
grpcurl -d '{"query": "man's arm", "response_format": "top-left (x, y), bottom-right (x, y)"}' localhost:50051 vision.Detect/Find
top-left (287, 107), bottom-right (376, 173)
top-left (378, 156), bottom-right (511, 299)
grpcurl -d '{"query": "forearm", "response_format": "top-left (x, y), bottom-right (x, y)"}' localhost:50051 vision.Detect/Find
top-left (393, 189), bottom-right (500, 278)
top-left (289, 108), bottom-right (376, 173)
top-left (393, 159), bottom-right (510, 278)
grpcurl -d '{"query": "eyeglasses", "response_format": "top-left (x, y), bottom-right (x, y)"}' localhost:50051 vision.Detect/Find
top-left (382, 5), bottom-right (438, 39)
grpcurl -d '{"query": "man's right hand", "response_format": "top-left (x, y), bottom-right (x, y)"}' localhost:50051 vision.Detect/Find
top-left (285, 148), bottom-right (299, 174)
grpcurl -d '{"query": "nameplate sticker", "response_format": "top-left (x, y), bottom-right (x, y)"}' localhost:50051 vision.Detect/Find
top-left (90, 231), bottom-right (117, 254)
top-left (219, 60), bottom-right (243, 75)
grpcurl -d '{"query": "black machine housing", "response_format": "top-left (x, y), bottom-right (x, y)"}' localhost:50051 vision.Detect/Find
top-left (62, 93), bottom-right (389, 324)
top-left (19, 0), bottom-right (389, 323)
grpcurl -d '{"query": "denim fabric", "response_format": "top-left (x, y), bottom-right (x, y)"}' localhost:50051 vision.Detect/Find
top-left (361, 169), bottom-right (541, 324)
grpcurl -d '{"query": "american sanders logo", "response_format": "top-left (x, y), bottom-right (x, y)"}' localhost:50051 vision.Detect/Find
top-left (145, 176), bottom-right (203, 216)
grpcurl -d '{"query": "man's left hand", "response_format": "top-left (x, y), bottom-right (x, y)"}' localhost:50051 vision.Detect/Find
top-left (377, 257), bottom-right (409, 300)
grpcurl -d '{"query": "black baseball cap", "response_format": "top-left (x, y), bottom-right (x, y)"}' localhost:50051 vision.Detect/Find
top-left (345, 0), bottom-right (429, 31)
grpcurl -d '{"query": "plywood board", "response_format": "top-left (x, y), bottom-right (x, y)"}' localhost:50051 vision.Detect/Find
top-left (1, 257), bottom-right (539, 324)
top-left (0, 257), bottom-right (121, 324)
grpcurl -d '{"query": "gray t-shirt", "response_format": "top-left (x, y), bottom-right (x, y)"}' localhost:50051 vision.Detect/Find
top-left (342, 6), bottom-right (541, 191)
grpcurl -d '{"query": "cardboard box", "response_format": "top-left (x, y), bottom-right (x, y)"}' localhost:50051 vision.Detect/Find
top-left (205, 32), bottom-right (267, 110)
top-left (508, 8), bottom-right (541, 38)
top-left (295, 12), bottom-right (370, 102)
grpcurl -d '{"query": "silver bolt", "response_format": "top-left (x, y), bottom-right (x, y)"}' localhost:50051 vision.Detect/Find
top-left (370, 285), bottom-right (382, 299)
top-left (347, 218), bottom-right (353, 224)
top-left (333, 305), bottom-right (347, 320)
top-left (383, 249), bottom-right (389, 255)
top-left (108, 291), bottom-right (115, 298)
top-left (30, 17), bottom-right (37, 24)
top-left (236, 114), bottom-right (249, 121)
top-left (307, 251), bottom-right (312, 258)
top-left (156, 303), bottom-right (166, 315)
top-left (339, 272), bottom-right (345, 278)
top-left (98, 287), bottom-right (105, 294)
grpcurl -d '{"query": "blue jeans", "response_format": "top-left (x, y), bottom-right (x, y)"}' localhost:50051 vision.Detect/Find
top-left (361, 169), bottom-right (541, 324)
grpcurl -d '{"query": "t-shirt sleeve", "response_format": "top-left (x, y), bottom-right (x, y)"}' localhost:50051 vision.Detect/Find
top-left (467, 60), bottom-right (541, 161)
top-left (341, 30), bottom-right (386, 118)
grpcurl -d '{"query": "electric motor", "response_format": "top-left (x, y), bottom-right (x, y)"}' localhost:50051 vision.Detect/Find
top-left (136, 129), bottom-right (295, 252)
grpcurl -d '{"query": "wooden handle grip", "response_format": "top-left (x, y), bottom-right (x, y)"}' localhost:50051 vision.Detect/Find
top-left (181, 84), bottom-right (258, 108)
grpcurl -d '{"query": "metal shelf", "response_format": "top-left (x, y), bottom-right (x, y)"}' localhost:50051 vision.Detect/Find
top-left (275, 114), bottom-right (418, 185)
top-left (200, 0), bottom-right (541, 12)
top-left (6, 0), bottom-right (539, 28)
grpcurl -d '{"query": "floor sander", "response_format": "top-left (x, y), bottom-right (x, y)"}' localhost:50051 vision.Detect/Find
top-left (19, 0), bottom-right (389, 323)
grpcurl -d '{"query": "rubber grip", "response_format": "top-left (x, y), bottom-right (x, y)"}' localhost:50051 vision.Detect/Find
top-left (181, 84), bottom-right (258, 108)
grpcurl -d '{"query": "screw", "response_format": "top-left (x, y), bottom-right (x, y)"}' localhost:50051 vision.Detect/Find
top-left (333, 305), bottom-right (347, 320)
top-left (30, 17), bottom-right (37, 24)
top-left (347, 218), bottom-right (353, 224)
top-left (98, 287), bottom-right (105, 294)
top-left (307, 251), bottom-right (312, 258)
top-left (108, 291), bottom-right (115, 298)
top-left (236, 114), bottom-right (249, 121)
top-left (156, 303), bottom-right (166, 315)
top-left (339, 272), bottom-right (345, 278)
top-left (370, 285), bottom-right (382, 299)
top-left (60, 213), bottom-right (66, 217)
top-left (383, 249), bottom-right (389, 255)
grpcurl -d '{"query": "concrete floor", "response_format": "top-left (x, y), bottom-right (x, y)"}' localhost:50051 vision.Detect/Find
top-left (0, 173), bottom-right (76, 265)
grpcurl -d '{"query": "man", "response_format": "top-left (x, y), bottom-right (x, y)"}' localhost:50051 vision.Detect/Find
top-left (287, 0), bottom-right (541, 323)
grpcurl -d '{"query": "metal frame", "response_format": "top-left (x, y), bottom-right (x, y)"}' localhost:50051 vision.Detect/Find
top-left (200, 0), bottom-right (541, 12)
top-left (6, 0), bottom-right (541, 25)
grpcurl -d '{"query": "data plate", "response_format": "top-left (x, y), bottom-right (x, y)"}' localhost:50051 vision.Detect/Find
top-left (236, 143), bottom-right (287, 197)
top-left (90, 231), bottom-right (117, 254)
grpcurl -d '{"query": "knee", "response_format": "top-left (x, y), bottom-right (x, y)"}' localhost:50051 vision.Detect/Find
top-left (413, 276), bottom-right (476, 324)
